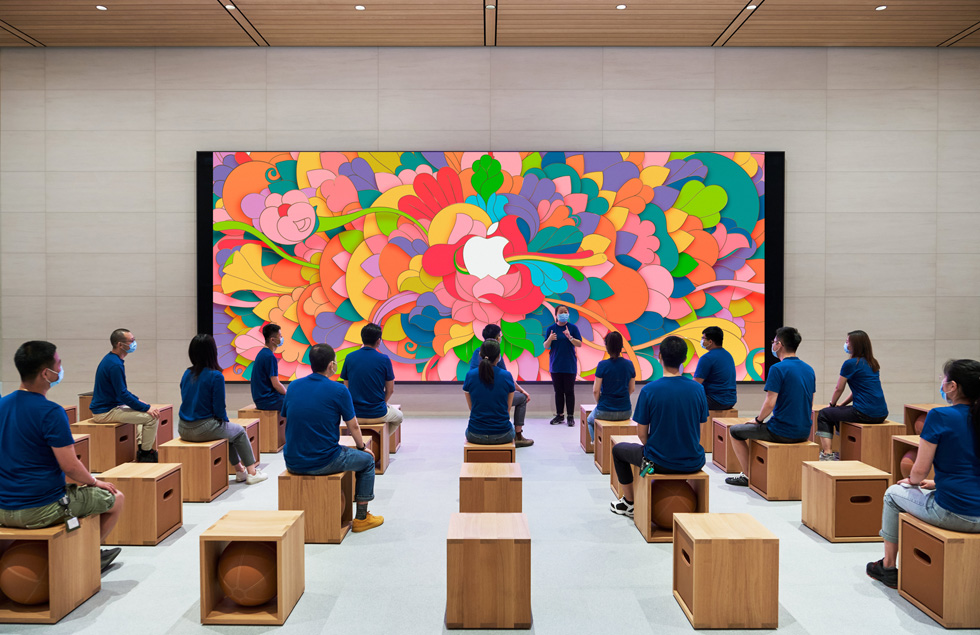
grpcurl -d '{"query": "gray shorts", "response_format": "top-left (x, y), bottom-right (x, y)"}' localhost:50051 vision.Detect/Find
top-left (729, 422), bottom-right (807, 444)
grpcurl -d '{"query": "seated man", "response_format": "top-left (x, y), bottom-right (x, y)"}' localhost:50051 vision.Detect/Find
top-left (283, 344), bottom-right (382, 532)
top-left (469, 324), bottom-right (533, 447)
top-left (340, 323), bottom-right (403, 429)
top-left (725, 326), bottom-right (816, 487)
top-left (0, 341), bottom-right (125, 571)
top-left (609, 336), bottom-right (708, 517)
top-left (694, 325), bottom-right (737, 410)
top-left (90, 328), bottom-right (160, 462)
top-left (250, 323), bottom-right (287, 412)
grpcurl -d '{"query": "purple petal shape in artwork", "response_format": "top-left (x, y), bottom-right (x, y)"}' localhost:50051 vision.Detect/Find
top-left (361, 254), bottom-right (382, 277)
top-left (216, 248), bottom-right (234, 268)
top-left (214, 165), bottom-right (233, 182)
top-left (519, 173), bottom-right (562, 208)
top-left (563, 277), bottom-right (591, 305)
top-left (615, 231), bottom-right (637, 255)
top-left (582, 152), bottom-right (622, 174)
top-left (576, 212), bottom-right (601, 236)
top-left (313, 312), bottom-right (353, 349)
top-left (575, 317), bottom-right (594, 343)
top-left (602, 161), bottom-right (639, 193)
top-left (502, 195), bottom-right (541, 238)
top-left (652, 186), bottom-right (680, 211)
top-left (421, 152), bottom-right (448, 170)
top-left (412, 291), bottom-right (451, 319)
top-left (664, 159), bottom-right (707, 185)
top-left (223, 155), bottom-right (239, 169)
top-left (339, 157), bottom-right (378, 191)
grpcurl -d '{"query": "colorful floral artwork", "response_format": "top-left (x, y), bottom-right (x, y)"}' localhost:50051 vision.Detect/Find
top-left (209, 151), bottom-right (768, 383)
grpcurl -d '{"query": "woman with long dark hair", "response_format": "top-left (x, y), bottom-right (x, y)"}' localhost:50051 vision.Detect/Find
top-left (462, 340), bottom-right (516, 445)
top-left (815, 329), bottom-right (888, 460)
top-left (587, 331), bottom-right (635, 442)
top-left (177, 334), bottom-right (267, 484)
top-left (866, 358), bottom-right (980, 588)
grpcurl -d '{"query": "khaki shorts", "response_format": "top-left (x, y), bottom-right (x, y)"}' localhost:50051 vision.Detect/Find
top-left (0, 484), bottom-right (115, 530)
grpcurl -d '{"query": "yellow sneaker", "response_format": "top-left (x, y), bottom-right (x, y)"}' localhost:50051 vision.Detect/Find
top-left (352, 512), bottom-right (384, 533)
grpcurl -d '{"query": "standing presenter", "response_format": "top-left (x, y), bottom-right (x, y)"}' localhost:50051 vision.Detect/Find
top-left (544, 306), bottom-right (582, 427)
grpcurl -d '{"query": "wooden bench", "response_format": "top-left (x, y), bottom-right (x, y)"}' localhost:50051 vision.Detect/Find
top-left (594, 419), bottom-right (638, 475)
top-left (633, 468), bottom-right (709, 543)
top-left (68, 420), bottom-right (135, 472)
top-left (237, 404), bottom-right (285, 453)
top-left (100, 463), bottom-right (182, 546)
top-left (579, 403), bottom-right (596, 453)
top-left (463, 441), bottom-right (516, 463)
top-left (700, 408), bottom-right (738, 453)
top-left (225, 418), bottom-right (260, 475)
top-left (711, 417), bottom-right (751, 473)
top-left (801, 460), bottom-right (889, 542)
top-left (747, 439), bottom-right (819, 501)
top-left (459, 463), bottom-right (522, 513)
top-left (159, 438), bottom-right (228, 502)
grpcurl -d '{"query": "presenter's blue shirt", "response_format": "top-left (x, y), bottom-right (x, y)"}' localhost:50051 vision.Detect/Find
top-left (921, 404), bottom-right (980, 516)
top-left (765, 356), bottom-right (816, 440)
top-left (596, 357), bottom-right (635, 412)
top-left (468, 349), bottom-right (507, 371)
top-left (0, 391), bottom-right (75, 510)
top-left (282, 374), bottom-right (355, 473)
top-left (633, 376), bottom-right (708, 472)
top-left (544, 322), bottom-right (581, 375)
top-left (179, 368), bottom-right (229, 423)
top-left (91, 352), bottom-right (149, 414)
top-left (840, 358), bottom-right (888, 418)
top-left (250, 348), bottom-right (283, 410)
top-left (463, 366), bottom-right (516, 436)
top-left (694, 347), bottom-right (737, 408)
top-left (340, 347), bottom-right (394, 419)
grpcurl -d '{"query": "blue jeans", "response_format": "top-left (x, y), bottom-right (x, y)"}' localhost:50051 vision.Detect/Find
top-left (880, 484), bottom-right (980, 543)
top-left (466, 427), bottom-right (515, 445)
top-left (587, 409), bottom-right (632, 441)
top-left (289, 446), bottom-right (376, 502)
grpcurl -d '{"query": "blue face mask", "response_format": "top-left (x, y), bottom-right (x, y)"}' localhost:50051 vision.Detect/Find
top-left (47, 366), bottom-right (64, 387)
top-left (940, 381), bottom-right (950, 404)
top-left (771, 344), bottom-right (779, 357)
top-left (557, 314), bottom-right (569, 324)
top-left (844, 343), bottom-right (851, 354)
top-left (126, 341), bottom-right (137, 354)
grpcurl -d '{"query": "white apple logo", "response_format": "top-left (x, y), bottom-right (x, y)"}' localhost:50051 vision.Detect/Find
top-left (462, 235), bottom-right (511, 279)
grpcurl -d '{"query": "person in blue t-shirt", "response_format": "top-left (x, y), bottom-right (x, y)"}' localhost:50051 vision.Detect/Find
top-left (609, 336), bottom-right (708, 517)
top-left (867, 358), bottom-right (980, 589)
top-left (283, 344), bottom-right (383, 533)
top-left (587, 331), bottom-right (636, 442)
top-left (463, 340), bottom-right (517, 445)
top-left (694, 326), bottom-right (737, 410)
top-left (178, 334), bottom-right (267, 485)
top-left (544, 305), bottom-right (582, 426)
top-left (90, 328), bottom-right (160, 462)
top-left (816, 329), bottom-right (889, 460)
top-left (340, 323), bottom-right (403, 429)
top-left (0, 341), bottom-right (125, 572)
top-left (250, 323), bottom-right (287, 412)
top-left (468, 324), bottom-right (533, 447)
top-left (725, 326), bottom-right (816, 488)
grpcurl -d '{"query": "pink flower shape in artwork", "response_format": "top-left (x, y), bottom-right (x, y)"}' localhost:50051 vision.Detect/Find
top-left (258, 190), bottom-right (318, 245)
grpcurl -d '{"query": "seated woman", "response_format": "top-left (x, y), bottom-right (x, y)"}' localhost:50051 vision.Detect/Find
top-left (866, 358), bottom-right (980, 588)
top-left (816, 329), bottom-right (888, 460)
top-left (463, 340), bottom-right (516, 445)
top-left (178, 334), bottom-right (267, 485)
top-left (588, 331), bottom-right (636, 442)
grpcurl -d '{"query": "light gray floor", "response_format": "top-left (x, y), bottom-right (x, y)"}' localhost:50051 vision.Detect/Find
top-left (16, 416), bottom-right (975, 635)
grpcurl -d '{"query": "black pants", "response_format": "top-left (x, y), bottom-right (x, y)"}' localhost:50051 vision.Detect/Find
top-left (706, 394), bottom-right (736, 410)
top-left (816, 405), bottom-right (887, 438)
top-left (552, 372), bottom-right (576, 416)
top-left (611, 442), bottom-right (688, 488)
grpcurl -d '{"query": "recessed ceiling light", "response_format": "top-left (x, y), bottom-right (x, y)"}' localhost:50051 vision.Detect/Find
top-left (875, 4), bottom-right (887, 9)
top-left (486, 4), bottom-right (495, 8)
top-left (747, 4), bottom-right (757, 9)
top-left (355, 4), bottom-right (365, 9)
top-left (96, 4), bottom-right (107, 9)
top-left (616, 4), bottom-right (626, 8)
top-left (225, 3), bottom-right (235, 9)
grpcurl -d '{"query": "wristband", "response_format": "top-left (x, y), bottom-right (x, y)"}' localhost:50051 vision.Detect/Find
top-left (754, 416), bottom-right (764, 424)
top-left (356, 445), bottom-right (366, 452)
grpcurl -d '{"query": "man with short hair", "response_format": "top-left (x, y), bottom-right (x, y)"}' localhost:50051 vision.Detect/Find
top-left (283, 343), bottom-right (383, 532)
top-left (694, 326), bottom-right (737, 410)
top-left (609, 335), bottom-right (708, 517)
top-left (90, 328), bottom-right (160, 462)
top-left (0, 341), bottom-right (125, 571)
top-left (725, 326), bottom-right (816, 488)
top-left (250, 323), bottom-right (287, 412)
top-left (340, 323), bottom-right (404, 429)
top-left (468, 324), bottom-right (534, 447)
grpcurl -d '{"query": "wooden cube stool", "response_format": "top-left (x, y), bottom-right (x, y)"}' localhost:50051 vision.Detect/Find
top-left (673, 513), bottom-right (779, 629)
top-left (463, 441), bottom-right (516, 463)
top-left (594, 419), bottom-right (638, 475)
top-left (446, 513), bottom-right (531, 629)
top-left (341, 421), bottom-right (390, 474)
top-left (388, 403), bottom-right (402, 453)
top-left (200, 511), bottom-right (304, 625)
top-left (890, 435), bottom-right (933, 485)
top-left (903, 403), bottom-right (944, 436)
top-left (0, 518), bottom-right (100, 624)
top-left (72, 434), bottom-right (90, 471)
top-left (237, 404), bottom-right (285, 453)
top-left (840, 420), bottom-right (906, 472)
top-left (460, 463), bottom-right (522, 513)
top-left (747, 439), bottom-right (819, 501)
top-left (159, 438), bottom-right (229, 502)
top-left (700, 408), bottom-right (738, 453)
top-left (63, 405), bottom-right (77, 425)
top-left (69, 420), bottom-right (135, 472)
top-left (810, 404), bottom-right (841, 453)
top-left (225, 418), bottom-right (260, 475)
top-left (899, 512), bottom-right (980, 628)
top-left (77, 392), bottom-right (93, 421)
top-left (100, 463), bottom-right (183, 546)
top-left (278, 470), bottom-right (353, 544)
top-left (801, 460), bottom-right (889, 542)
top-left (711, 417), bottom-right (752, 474)
top-left (149, 404), bottom-right (174, 450)
top-left (609, 434), bottom-right (641, 497)
top-left (580, 404), bottom-right (596, 453)
top-left (634, 468), bottom-right (709, 543)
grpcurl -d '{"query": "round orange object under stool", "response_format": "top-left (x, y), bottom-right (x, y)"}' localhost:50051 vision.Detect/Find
top-left (914, 414), bottom-right (927, 435)
top-left (650, 480), bottom-right (698, 529)
top-left (0, 541), bottom-right (50, 605)
top-left (900, 450), bottom-right (918, 479)
top-left (217, 541), bottom-right (278, 607)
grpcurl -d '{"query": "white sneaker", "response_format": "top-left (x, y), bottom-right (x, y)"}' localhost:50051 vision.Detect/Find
top-left (246, 470), bottom-right (268, 485)
top-left (235, 470), bottom-right (248, 483)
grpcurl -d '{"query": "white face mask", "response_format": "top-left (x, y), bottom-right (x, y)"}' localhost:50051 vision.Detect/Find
top-left (45, 366), bottom-right (64, 387)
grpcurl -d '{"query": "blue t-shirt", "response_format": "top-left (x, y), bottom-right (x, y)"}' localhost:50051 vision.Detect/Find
top-left (633, 376), bottom-right (708, 472)
top-left (694, 347), bottom-right (737, 408)
top-left (840, 358), bottom-right (887, 418)
top-left (468, 349), bottom-right (507, 371)
top-left (463, 366), bottom-right (516, 436)
top-left (596, 357), bottom-right (635, 412)
top-left (179, 368), bottom-right (229, 423)
top-left (340, 347), bottom-right (395, 419)
top-left (282, 374), bottom-right (355, 473)
top-left (921, 404), bottom-right (980, 516)
top-left (90, 352), bottom-right (149, 414)
top-left (764, 356), bottom-right (816, 440)
top-left (250, 347), bottom-right (283, 410)
top-left (0, 391), bottom-right (76, 510)
top-left (544, 322), bottom-right (581, 374)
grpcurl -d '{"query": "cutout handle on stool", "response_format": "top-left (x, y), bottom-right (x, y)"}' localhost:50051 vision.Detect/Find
top-left (682, 549), bottom-right (692, 566)
top-left (119, 435), bottom-right (129, 442)
top-left (213, 457), bottom-right (222, 466)
top-left (755, 456), bottom-right (765, 464)
top-left (162, 489), bottom-right (174, 501)
top-left (913, 548), bottom-right (933, 565)
top-left (847, 435), bottom-right (857, 442)
top-left (849, 495), bottom-right (873, 504)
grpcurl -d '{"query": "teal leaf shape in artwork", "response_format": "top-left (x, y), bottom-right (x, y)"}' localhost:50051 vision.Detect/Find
top-left (587, 278), bottom-right (614, 301)
top-left (527, 225), bottom-right (584, 255)
top-left (336, 299), bottom-right (363, 322)
top-left (471, 155), bottom-right (504, 203)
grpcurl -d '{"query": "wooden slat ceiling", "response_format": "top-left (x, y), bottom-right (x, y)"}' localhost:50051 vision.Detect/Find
top-left (0, 0), bottom-right (977, 47)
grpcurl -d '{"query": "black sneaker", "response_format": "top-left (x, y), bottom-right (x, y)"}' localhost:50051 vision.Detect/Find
top-left (725, 473), bottom-right (749, 487)
top-left (566, 415), bottom-right (575, 427)
top-left (100, 547), bottom-right (121, 572)
top-left (549, 414), bottom-right (564, 425)
top-left (136, 449), bottom-right (158, 463)
top-left (866, 559), bottom-right (898, 589)
top-left (610, 497), bottom-right (634, 518)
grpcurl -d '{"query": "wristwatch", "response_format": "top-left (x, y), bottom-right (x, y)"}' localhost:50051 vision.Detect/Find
top-left (356, 444), bottom-right (366, 451)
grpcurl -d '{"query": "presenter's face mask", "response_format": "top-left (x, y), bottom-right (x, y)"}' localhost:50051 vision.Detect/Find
top-left (45, 366), bottom-right (64, 387)
top-left (557, 313), bottom-right (569, 324)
